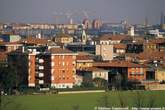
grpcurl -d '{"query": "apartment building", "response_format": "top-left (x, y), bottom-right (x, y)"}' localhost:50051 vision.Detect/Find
top-left (27, 47), bottom-right (78, 88)
top-left (76, 55), bottom-right (93, 70)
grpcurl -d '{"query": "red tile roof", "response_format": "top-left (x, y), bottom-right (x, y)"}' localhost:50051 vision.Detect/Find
top-left (76, 55), bottom-right (93, 61)
top-left (136, 51), bottom-right (165, 60)
top-left (95, 34), bottom-right (131, 41)
top-left (94, 60), bottom-right (146, 68)
top-left (113, 44), bottom-right (127, 49)
top-left (79, 67), bottom-right (108, 72)
top-left (21, 38), bottom-right (49, 45)
top-left (144, 38), bottom-right (165, 44)
top-left (55, 33), bottom-right (73, 38)
top-left (49, 48), bottom-right (73, 54)
top-left (0, 41), bottom-right (22, 45)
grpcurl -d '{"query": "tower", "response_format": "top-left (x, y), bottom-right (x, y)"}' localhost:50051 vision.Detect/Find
top-left (144, 17), bottom-right (149, 27)
top-left (160, 12), bottom-right (164, 25)
top-left (92, 19), bottom-right (102, 29)
top-left (81, 29), bottom-right (87, 44)
top-left (128, 26), bottom-right (135, 37)
top-left (83, 19), bottom-right (91, 29)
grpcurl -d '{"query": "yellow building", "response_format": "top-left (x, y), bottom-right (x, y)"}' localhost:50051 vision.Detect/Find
top-left (54, 33), bottom-right (73, 44)
top-left (76, 55), bottom-right (93, 70)
top-left (143, 42), bottom-right (157, 51)
top-left (155, 67), bottom-right (165, 82)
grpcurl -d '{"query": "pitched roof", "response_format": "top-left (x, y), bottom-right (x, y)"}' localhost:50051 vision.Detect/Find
top-left (144, 38), bottom-right (165, 44)
top-left (113, 43), bottom-right (127, 49)
top-left (55, 33), bottom-right (72, 38)
top-left (76, 55), bottom-right (93, 61)
top-left (94, 60), bottom-right (146, 68)
top-left (95, 34), bottom-right (131, 41)
top-left (0, 41), bottom-right (22, 45)
top-left (79, 67), bottom-right (108, 72)
top-left (136, 51), bottom-right (165, 60)
top-left (22, 38), bottom-right (49, 45)
top-left (49, 48), bottom-right (73, 54)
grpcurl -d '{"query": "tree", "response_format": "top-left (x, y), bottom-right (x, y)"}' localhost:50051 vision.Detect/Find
top-left (0, 64), bottom-right (16, 94)
top-left (114, 73), bottom-right (122, 90)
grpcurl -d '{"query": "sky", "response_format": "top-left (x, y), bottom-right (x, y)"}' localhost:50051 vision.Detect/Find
top-left (0, 0), bottom-right (165, 24)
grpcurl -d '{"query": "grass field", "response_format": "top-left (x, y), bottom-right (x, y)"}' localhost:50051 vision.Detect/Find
top-left (3, 91), bottom-right (165, 110)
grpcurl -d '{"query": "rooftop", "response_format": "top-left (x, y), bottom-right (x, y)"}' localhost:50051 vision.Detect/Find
top-left (94, 34), bottom-right (131, 41)
top-left (49, 48), bottom-right (74, 54)
top-left (94, 60), bottom-right (146, 68)
top-left (78, 67), bottom-right (108, 72)
top-left (76, 55), bottom-right (93, 61)
top-left (136, 51), bottom-right (165, 60)
top-left (22, 37), bottom-right (50, 45)
top-left (113, 43), bottom-right (127, 49)
top-left (55, 33), bottom-right (72, 38)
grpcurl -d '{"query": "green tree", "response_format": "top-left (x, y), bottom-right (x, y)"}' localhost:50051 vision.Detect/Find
top-left (0, 64), bottom-right (16, 94)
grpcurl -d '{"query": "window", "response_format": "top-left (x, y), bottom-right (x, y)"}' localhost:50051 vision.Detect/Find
top-left (51, 76), bottom-right (54, 81)
top-left (62, 55), bottom-right (65, 59)
top-left (51, 62), bottom-right (55, 66)
top-left (62, 62), bottom-right (65, 66)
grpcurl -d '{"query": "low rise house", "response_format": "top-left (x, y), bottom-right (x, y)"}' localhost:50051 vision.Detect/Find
top-left (0, 42), bottom-right (22, 53)
top-left (113, 43), bottom-right (126, 54)
top-left (76, 55), bottom-right (93, 69)
top-left (0, 34), bottom-right (21, 42)
top-left (77, 67), bottom-right (109, 83)
top-left (53, 33), bottom-right (73, 44)
top-left (93, 34), bottom-right (132, 45)
top-left (155, 66), bottom-right (165, 82)
top-left (94, 60), bottom-right (147, 82)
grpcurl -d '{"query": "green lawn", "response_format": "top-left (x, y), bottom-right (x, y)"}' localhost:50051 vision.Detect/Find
top-left (3, 91), bottom-right (165, 110)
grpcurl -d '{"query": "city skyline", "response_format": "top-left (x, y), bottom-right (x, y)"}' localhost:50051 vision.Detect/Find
top-left (0, 0), bottom-right (165, 24)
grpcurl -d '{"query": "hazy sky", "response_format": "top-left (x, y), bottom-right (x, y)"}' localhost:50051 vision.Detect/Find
top-left (0, 0), bottom-right (165, 24)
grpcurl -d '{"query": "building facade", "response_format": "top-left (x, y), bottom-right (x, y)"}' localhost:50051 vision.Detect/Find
top-left (95, 44), bottom-right (113, 61)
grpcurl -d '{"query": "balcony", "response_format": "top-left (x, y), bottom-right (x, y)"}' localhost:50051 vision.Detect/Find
top-left (38, 73), bottom-right (44, 77)
top-left (39, 59), bottom-right (44, 63)
top-left (39, 80), bottom-right (44, 84)
top-left (39, 66), bottom-right (44, 70)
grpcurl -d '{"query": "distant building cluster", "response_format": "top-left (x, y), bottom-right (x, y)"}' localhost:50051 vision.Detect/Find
top-left (0, 17), bottom-right (165, 90)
